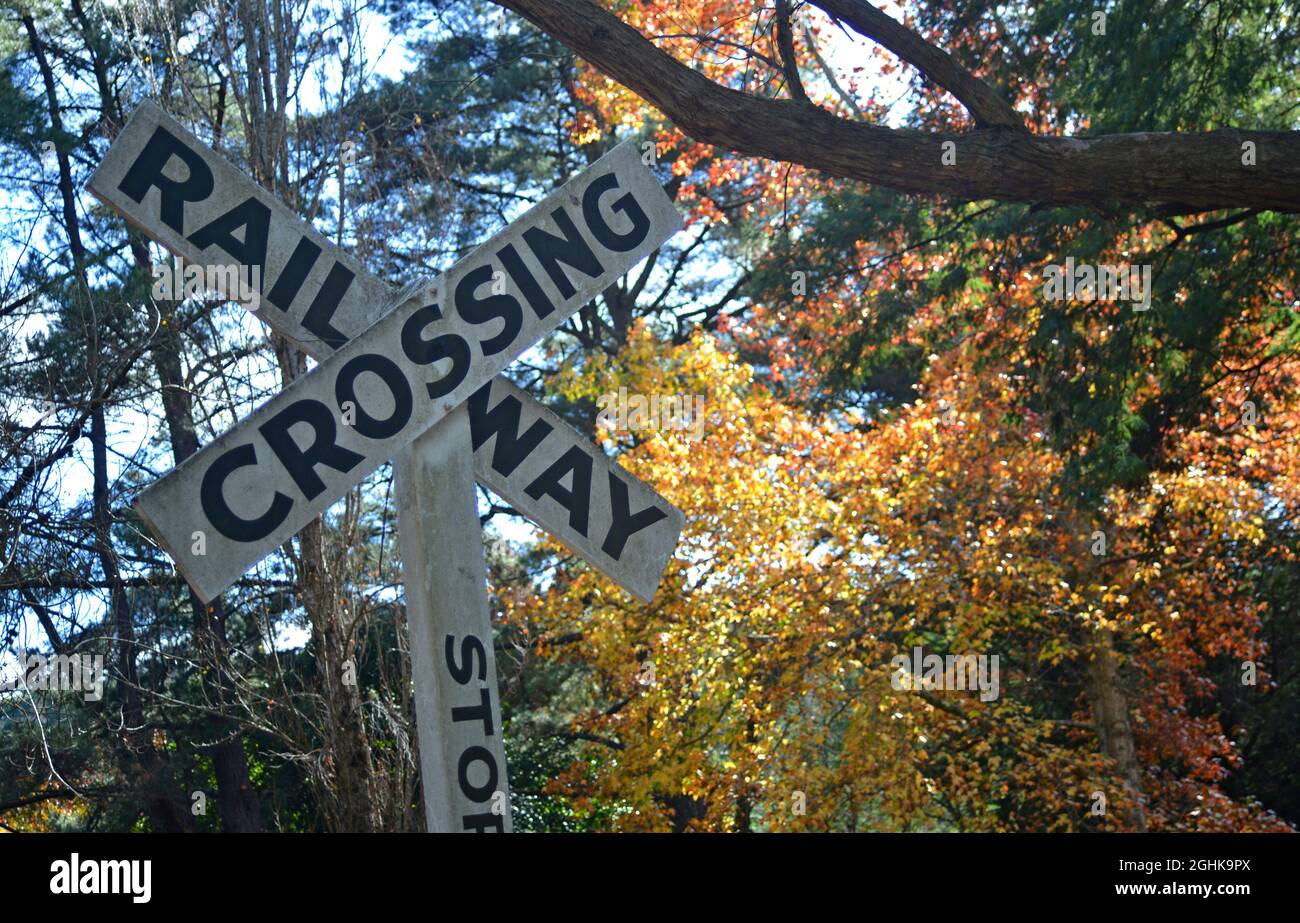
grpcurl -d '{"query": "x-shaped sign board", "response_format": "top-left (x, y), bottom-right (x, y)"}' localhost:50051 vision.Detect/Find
top-left (88, 102), bottom-right (685, 831)
top-left (89, 103), bottom-right (684, 603)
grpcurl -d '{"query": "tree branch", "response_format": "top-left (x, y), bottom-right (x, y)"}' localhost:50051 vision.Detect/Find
top-left (19, 586), bottom-right (67, 654)
top-left (774, 0), bottom-right (810, 104)
top-left (810, 0), bottom-right (1023, 129)
top-left (802, 21), bottom-right (866, 120)
top-left (493, 0), bottom-right (1300, 211)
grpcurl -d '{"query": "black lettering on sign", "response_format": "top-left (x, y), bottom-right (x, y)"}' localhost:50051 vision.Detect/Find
top-left (401, 303), bottom-right (471, 399)
top-left (496, 242), bottom-right (554, 320)
top-left (445, 633), bottom-right (504, 829)
top-left (467, 384), bottom-right (553, 477)
top-left (455, 264), bottom-right (522, 356)
top-left (582, 172), bottom-right (651, 252)
top-left (187, 196), bottom-right (271, 281)
top-left (199, 444), bottom-right (293, 542)
top-left (463, 812), bottom-right (505, 833)
top-left (525, 446), bottom-right (593, 536)
top-left (302, 262), bottom-right (355, 349)
top-left (457, 746), bottom-right (498, 802)
top-left (265, 237), bottom-right (322, 313)
top-left (117, 125), bottom-right (214, 234)
top-left (445, 634), bottom-right (487, 684)
top-left (522, 206), bottom-right (603, 299)
top-left (258, 399), bottom-right (365, 500)
top-left (602, 472), bottom-right (670, 560)
top-left (452, 687), bottom-right (495, 736)
top-left (333, 354), bottom-right (413, 440)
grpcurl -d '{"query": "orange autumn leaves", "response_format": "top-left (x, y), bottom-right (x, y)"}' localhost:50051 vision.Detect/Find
top-left (567, 1), bottom-right (840, 229)
top-left (501, 313), bottom-right (1294, 829)
top-left (513, 1), bottom-right (1298, 831)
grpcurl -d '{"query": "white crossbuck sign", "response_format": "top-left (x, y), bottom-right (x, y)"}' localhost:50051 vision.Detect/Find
top-left (88, 102), bottom-right (685, 832)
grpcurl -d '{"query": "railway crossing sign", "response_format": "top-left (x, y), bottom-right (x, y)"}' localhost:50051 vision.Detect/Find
top-left (88, 102), bottom-right (685, 831)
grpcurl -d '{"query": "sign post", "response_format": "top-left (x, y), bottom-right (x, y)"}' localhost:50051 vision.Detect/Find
top-left (397, 413), bottom-right (511, 832)
top-left (88, 102), bottom-right (685, 831)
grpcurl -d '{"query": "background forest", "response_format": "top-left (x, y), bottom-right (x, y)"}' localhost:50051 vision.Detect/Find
top-left (1, 0), bottom-right (1298, 832)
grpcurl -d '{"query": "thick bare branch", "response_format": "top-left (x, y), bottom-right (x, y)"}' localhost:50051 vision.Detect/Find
top-left (493, 0), bottom-right (1300, 212)
top-left (810, 0), bottom-right (1023, 128)
top-left (774, 0), bottom-right (809, 104)
top-left (802, 21), bottom-right (866, 120)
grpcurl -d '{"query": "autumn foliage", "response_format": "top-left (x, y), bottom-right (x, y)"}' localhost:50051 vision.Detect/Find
top-left (497, 0), bottom-right (1300, 832)
top-left (3, 0), bottom-right (1296, 833)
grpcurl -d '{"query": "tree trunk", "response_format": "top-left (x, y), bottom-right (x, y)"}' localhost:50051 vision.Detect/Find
top-left (25, 13), bottom-right (194, 833)
top-left (131, 238), bottom-right (263, 832)
top-left (269, 338), bottom-right (380, 831)
top-left (298, 513), bottom-right (381, 832)
top-left (1084, 629), bottom-right (1149, 831)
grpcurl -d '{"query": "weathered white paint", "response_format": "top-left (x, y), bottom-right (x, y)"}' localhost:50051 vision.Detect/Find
top-left (397, 410), bottom-right (512, 832)
top-left (89, 102), bottom-right (683, 603)
top-left (89, 103), bottom-right (687, 834)
top-left (468, 377), bottom-right (684, 603)
top-left (103, 109), bottom-right (681, 602)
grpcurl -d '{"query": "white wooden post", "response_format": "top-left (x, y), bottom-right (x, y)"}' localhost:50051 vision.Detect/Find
top-left (394, 409), bottom-right (511, 832)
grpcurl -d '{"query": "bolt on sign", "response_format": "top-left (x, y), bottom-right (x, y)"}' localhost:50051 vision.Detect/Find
top-left (88, 102), bottom-right (686, 831)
